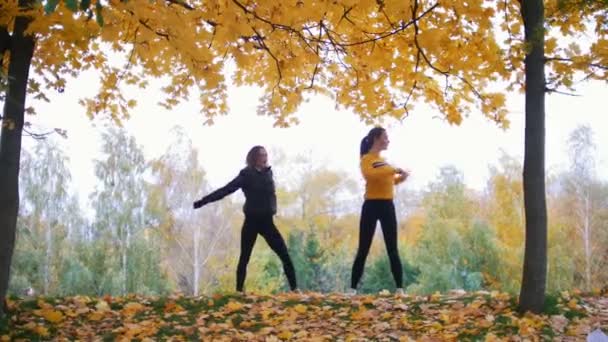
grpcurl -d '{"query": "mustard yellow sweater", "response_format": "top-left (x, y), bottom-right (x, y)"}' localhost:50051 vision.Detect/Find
top-left (360, 152), bottom-right (406, 200)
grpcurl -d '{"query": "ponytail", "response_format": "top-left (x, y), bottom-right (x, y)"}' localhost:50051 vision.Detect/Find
top-left (359, 126), bottom-right (386, 157)
top-left (360, 136), bottom-right (372, 156)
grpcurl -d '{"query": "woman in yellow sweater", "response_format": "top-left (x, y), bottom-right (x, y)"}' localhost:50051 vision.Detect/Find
top-left (350, 126), bottom-right (409, 295)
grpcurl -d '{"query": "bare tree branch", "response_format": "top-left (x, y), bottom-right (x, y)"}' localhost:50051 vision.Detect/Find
top-left (545, 56), bottom-right (608, 70)
top-left (138, 18), bottom-right (170, 40)
top-left (305, 20), bottom-right (324, 90)
top-left (402, 50), bottom-right (421, 115)
top-left (502, 0), bottom-right (520, 71)
top-left (545, 86), bottom-right (581, 96)
top-left (22, 124), bottom-right (66, 140)
top-left (250, 27), bottom-right (282, 90)
top-left (341, 3), bottom-right (439, 47)
top-left (165, 0), bottom-right (194, 11)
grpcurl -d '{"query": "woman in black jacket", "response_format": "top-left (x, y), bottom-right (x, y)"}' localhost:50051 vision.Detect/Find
top-left (193, 145), bottom-right (297, 293)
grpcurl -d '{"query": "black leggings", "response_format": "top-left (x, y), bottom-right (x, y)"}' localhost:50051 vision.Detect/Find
top-left (237, 214), bottom-right (297, 292)
top-left (351, 200), bottom-right (403, 289)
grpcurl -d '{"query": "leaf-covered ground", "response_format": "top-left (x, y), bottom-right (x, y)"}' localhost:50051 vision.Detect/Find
top-left (2, 290), bottom-right (607, 341)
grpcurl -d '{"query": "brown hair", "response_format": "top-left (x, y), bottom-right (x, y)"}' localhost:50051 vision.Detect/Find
top-left (360, 126), bottom-right (385, 156)
top-left (246, 145), bottom-right (265, 167)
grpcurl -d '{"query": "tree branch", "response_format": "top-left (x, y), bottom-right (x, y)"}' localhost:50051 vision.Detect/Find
top-left (250, 27), bottom-right (282, 90)
top-left (138, 19), bottom-right (170, 40)
top-left (545, 56), bottom-right (608, 70)
top-left (165, 0), bottom-right (194, 11)
top-left (305, 21), bottom-right (324, 90)
top-left (117, 26), bottom-right (139, 81)
top-left (402, 50), bottom-right (421, 115)
top-left (22, 124), bottom-right (66, 140)
top-left (545, 86), bottom-right (581, 96)
top-left (342, 2), bottom-right (439, 47)
top-left (412, 0), bottom-right (447, 75)
top-left (502, 0), bottom-right (519, 71)
top-left (412, 0), bottom-right (485, 106)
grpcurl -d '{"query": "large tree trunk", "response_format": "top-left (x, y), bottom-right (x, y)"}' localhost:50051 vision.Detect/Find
top-left (0, 7), bottom-right (35, 317)
top-left (0, 27), bottom-right (10, 65)
top-left (518, 0), bottom-right (547, 314)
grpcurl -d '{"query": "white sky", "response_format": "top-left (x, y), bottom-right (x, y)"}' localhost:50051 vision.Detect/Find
top-left (22, 71), bottom-right (608, 211)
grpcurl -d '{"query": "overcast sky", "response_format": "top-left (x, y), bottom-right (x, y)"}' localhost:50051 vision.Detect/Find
top-left (21, 70), bottom-right (607, 211)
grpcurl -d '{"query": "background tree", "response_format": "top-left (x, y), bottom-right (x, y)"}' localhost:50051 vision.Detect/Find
top-left (483, 152), bottom-right (525, 293)
top-left (148, 127), bottom-right (240, 295)
top-left (556, 126), bottom-right (608, 291)
top-left (9, 140), bottom-right (78, 295)
top-left (90, 126), bottom-right (166, 295)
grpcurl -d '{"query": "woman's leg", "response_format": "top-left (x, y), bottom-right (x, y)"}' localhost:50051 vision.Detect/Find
top-left (379, 201), bottom-right (403, 288)
top-left (236, 216), bottom-right (258, 292)
top-left (259, 216), bottom-right (298, 291)
top-left (351, 200), bottom-right (378, 289)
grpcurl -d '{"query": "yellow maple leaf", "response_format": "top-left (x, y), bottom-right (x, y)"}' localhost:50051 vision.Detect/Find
top-left (483, 333), bottom-right (501, 342)
top-left (260, 309), bottom-right (273, 320)
top-left (224, 301), bottom-right (243, 313)
top-left (567, 299), bottom-right (578, 309)
top-left (1, 335), bottom-right (10, 341)
top-left (293, 304), bottom-right (307, 314)
top-left (163, 301), bottom-right (177, 312)
top-left (4, 298), bottom-right (15, 311)
top-left (40, 309), bottom-right (64, 323)
top-left (34, 325), bottom-right (50, 337)
top-left (88, 311), bottom-right (105, 321)
top-left (123, 302), bottom-right (146, 316)
top-left (351, 307), bottom-right (368, 321)
top-left (277, 330), bottom-right (293, 340)
top-left (37, 299), bottom-right (52, 309)
top-left (430, 292), bottom-right (442, 302)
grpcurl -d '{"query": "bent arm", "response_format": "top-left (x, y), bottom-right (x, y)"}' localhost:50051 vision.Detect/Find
top-left (361, 158), bottom-right (396, 179)
top-left (394, 173), bottom-right (407, 185)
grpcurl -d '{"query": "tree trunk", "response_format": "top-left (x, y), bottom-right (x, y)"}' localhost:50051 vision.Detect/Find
top-left (44, 222), bottom-right (52, 294)
top-left (518, 0), bottom-right (547, 314)
top-left (123, 227), bottom-right (131, 295)
top-left (193, 226), bottom-right (200, 296)
top-left (0, 26), bottom-right (10, 65)
top-left (583, 195), bottom-right (591, 291)
top-left (0, 7), bottom-right (35, 317)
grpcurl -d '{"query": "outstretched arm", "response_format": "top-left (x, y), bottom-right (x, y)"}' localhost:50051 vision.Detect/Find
top-left (193, 171), bottom-right (244, 209)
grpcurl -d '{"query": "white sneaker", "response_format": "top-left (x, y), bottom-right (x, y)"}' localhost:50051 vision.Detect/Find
top-left (395, 288), bottom-right (405, 296)
top-left (346, 288), bottom-right (357, 296)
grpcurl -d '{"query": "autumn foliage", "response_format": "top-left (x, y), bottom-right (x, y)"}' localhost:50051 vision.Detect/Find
top-left (0, 0), bottom-right (604, 127)
top-left (3, 290), bottom-right (608, 341)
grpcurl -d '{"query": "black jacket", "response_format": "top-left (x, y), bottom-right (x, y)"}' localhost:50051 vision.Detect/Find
top-left (200, 166), bottom-right (277, 216)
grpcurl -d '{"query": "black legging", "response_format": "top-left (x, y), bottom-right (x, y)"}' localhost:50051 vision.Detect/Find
top-left (351, 199), bottom-right (403, 289)
top-left (236, 214), bottom-right (297, 292)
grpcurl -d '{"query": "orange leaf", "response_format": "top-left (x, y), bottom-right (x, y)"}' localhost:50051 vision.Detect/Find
top-left (40, 309), bottom-right (64, 323)
top-left (294, 304), bottom-right (307, 314)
